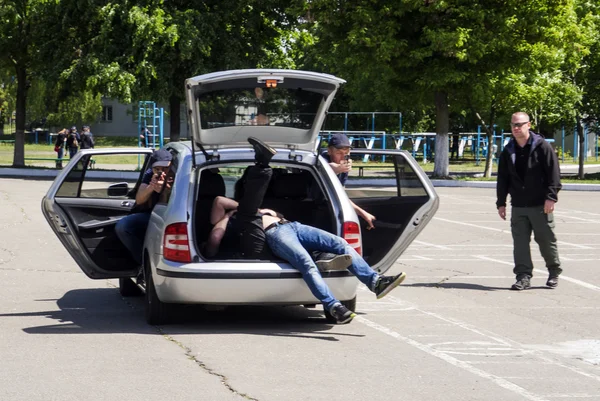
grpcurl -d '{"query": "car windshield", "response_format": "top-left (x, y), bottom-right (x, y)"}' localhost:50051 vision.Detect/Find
top-left (197, 87), bottom-right (324, 130)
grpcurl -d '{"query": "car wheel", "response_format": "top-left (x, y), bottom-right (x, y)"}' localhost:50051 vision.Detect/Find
top-left (119, 277), bottom-right (142, 297)
top-left (144, 263), bottom-right (170, 325)
top-left (323, 296), bottom-right (357, 323)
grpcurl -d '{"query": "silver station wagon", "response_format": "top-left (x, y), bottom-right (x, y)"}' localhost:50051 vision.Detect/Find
top-left (41, 69), bottom-right (439, 324)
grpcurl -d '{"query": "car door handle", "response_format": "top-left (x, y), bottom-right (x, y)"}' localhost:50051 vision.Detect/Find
top-left (121, 201), bottom-right (133, 207)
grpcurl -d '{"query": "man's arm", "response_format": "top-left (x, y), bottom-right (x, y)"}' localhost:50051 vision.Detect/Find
top-left (135, 172), bottom-right (163, 205)
top-left (328, 159), bottom-right (352, 175)
top-left (351, 200), bottom-right (376, 230)
top-left (496, 151), bottom-right (509, 208)
top-left (496, 151), bottom-right (509, 220)
top-left (543, 143), bottom-right (561, 203)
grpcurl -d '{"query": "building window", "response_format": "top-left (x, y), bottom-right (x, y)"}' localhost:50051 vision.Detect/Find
top-left (101, 106), bottom-right (113, 122)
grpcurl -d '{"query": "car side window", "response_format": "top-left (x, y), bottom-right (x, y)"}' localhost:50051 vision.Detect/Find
top-left (55, 154), bottom-right (147, 199)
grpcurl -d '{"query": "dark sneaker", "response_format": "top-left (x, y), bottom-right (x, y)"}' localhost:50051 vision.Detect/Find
top-left (315, 253), bottom-right (352, 272)
top-left (248, 136), bottom-right (276, 166)
top-left (328, 303), bottom-right (356, 324)
top-left (546, 275), bottom-right (559, 288)
top-left (511, 274), bottom-right (531, 291)
top-left (374, 272), bottom-right (406, 299)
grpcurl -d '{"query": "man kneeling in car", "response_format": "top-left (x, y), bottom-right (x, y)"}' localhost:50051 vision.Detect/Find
top-left (204, 137), bottom-right (407, 324)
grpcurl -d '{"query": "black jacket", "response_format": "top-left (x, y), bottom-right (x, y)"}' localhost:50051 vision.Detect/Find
top-left (496, 132), bottom-right (561, 208)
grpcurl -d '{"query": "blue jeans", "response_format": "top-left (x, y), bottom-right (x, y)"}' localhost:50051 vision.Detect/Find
top-left (69, 147), bottom-right (78, 158)
top-left (266, 221), bottom-right (379, 311)
top-left (115, 212), bottom-right (151, 265)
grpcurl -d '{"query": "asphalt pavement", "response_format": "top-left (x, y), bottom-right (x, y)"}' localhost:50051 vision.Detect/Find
top-left (1, 178), bottom-right (599, 401)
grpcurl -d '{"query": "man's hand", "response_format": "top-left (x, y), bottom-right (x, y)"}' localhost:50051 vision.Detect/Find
top-left (150, 172), bottom-right (166, 192)
top-left (544, 199), bottom-right (556, 214)
top-left (498, 206), bottom-right (506, 220)
top-left (330, 159), bottom-right (352, 174)
top-left (361, 210), bottom-right (376, 230)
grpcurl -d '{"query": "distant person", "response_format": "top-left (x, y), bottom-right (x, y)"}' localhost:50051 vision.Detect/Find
top-left (450, 129), bottom-right (460, 160)
top-left (140, 127), bottom-right (152, 148)
top-left (496, 112), bottom-right (562, 290)
top-left (53, 128), bottom-right (68, 169)
top-left (322, 133), bottom-right (376, 229)
top-left (79, 125), bottom-right (95, 150)
top-left (66, 126), bottom-right (80, 158)
top-left (115, 149), bottom-right (173, 265)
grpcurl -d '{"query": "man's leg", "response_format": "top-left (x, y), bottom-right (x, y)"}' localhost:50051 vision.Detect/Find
top-left (236, 165), bottom-right (273, 259)
top-left (115, 212), bottom-right (151, 265)
top-left (292, 222), bottom-right (406, 299)
top-left (235, 137), bottom-right (276, 259)
top-left (529, 206), bottom-right (562, 285)
top-left (265, 223), bottom-right (339, 312)
top-left (510, 207), bottom-right (534, 290)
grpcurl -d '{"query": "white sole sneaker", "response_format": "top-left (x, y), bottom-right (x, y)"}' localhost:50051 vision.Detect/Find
top-left (376, 272), bottom-right (407, 299)
top-left (316, 254), bottom-right (352, 271)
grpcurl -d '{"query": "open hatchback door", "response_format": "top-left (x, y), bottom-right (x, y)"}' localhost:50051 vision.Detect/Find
top-left (335, 149), bottom-right (439, 275)
top-left (185, 69), bottom-right (346, 151)
top-left (41, 148), bottom-right (154, 279)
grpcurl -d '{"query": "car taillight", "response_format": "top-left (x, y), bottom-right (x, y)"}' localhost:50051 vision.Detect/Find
top-left (343, 221), bottom-right (362, 256)
top-left (163, 222), bottom-right (191, 263)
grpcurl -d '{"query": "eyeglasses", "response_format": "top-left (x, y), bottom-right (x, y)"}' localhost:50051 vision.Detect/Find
top-left (510, 121), bottom-right (530, 128)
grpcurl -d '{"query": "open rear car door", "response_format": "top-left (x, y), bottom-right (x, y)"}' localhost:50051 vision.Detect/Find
top-left (41, 148), bottom-right (154, 279)
top-left (338, 149), bottom-right (439, 274)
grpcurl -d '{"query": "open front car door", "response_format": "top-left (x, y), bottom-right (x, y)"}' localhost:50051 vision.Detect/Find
top-left (41, 148), bottom-right (154, 279)
top-left (337, 149), bottom-right (439, 274)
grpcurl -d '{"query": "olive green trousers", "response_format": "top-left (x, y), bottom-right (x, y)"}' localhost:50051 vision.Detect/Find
top-left (510, 206), bottom-right (562, 277)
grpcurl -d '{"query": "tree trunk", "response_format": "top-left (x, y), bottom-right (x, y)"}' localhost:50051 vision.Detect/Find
top-left (576, 115), bottom-right (585, 179)
top-left (432, 91), bottom-right (449, 178)
top-left (483, 131), bottom-right (494, 178)
top-left (169, 95), bottom-right (181, 142)
top-left (12, 65), bottom-right (27, 168)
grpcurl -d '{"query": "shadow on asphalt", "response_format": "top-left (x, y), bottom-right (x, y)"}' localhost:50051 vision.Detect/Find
top-left (404, 282), bottom-right (554, 291)
top-left (0, 288), bottom-right (365, 341)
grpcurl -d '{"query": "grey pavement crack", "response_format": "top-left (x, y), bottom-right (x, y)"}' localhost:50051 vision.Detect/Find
top-left (110, 281), bottom-right (259, 401)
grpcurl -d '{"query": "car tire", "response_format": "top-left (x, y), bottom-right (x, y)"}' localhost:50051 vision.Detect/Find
top-left (119, 277), bottom-right (142, 297)
top-left (323, 296), bottom-right (357, 323)
top-left (144, 263), bottom-right (170, 325)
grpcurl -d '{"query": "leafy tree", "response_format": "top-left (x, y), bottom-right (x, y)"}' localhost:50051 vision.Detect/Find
top-left (306, 0), bottom-right (589, 177)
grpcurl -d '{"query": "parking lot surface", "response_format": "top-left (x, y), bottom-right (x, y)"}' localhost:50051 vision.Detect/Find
top-left (1, 179), bottom-right (599, 401)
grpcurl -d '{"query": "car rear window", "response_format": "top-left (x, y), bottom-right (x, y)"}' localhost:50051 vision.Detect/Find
top-left (196, 87), bottom-right (324, 130)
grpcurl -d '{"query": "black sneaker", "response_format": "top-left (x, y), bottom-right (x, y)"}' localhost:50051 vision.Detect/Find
top-left (315, 253), bottom-right (352, 272)
top-left (511, 274), bottom-right (531, 291)
top-left (374, 272), bottom-right (406, 299)
top-left (248, 137), bottom-right (276, 166)
top-left (546, 275), bottom-right (559, 288)
top-left (328, 303), bottom-right (356, 324)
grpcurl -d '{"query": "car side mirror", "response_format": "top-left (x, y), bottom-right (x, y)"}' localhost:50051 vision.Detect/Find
top-left (107, 182), bottom-right (129, 197)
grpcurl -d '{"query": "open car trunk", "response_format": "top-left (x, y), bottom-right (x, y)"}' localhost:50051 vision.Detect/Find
top-left (193, 163), bottom-right (338, 260)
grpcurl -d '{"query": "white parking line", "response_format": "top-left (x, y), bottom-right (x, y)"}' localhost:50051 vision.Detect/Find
top-left (474, 256), bottom-right (600, 292)
top-left (357, 289), bottom-right (600, 400)
top-left (357, 316), bottom-right (549, 401)
top-left (413, 240), bottom-right (451, 250)
top-left (433, 217), bottom-right (594, 249)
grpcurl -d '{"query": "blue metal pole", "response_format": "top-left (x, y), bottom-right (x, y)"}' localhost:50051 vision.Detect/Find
top-left (476, 125), bottom-right (481, 166)
top-left (561, 126), bottom-right (565, 163)
top-left (574, 127), bottom-right (577, 163)
top-left (584, 123), bottom-right (588, 162)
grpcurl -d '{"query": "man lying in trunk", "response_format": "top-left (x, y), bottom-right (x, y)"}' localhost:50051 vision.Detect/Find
top-left (204, 137), bottom-right (407, 324)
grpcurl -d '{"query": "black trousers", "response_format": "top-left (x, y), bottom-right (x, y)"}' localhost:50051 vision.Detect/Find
top-left (233, 166), bottom-right (273, 259)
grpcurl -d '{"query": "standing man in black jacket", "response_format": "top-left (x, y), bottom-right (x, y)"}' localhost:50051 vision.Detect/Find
top-left (496, 112), bottom-right (562, 291)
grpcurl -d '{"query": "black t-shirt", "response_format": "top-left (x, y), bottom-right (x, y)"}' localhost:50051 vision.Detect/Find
top-left (514, 143), bottom-right (530, 183)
